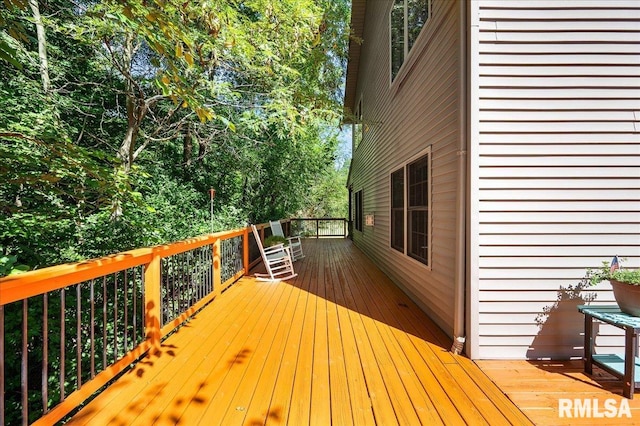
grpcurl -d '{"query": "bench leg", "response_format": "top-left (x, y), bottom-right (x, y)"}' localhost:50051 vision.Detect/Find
top-left (584, 314), bottom-right (593, 375)
top-left (624, 329), bottom-right (636, 399)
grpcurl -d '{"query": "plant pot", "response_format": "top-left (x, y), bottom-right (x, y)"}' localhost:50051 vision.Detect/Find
top-left (610, 279), bottom-right (640, 316)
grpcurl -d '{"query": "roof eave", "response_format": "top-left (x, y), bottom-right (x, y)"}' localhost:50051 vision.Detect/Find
top-left (342, 0), bottom-right (366, 124)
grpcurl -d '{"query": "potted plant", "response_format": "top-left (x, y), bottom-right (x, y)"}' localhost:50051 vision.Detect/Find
top-left (588, 256), bottom-right (640, 316)
top-left (264, 235), bottom-right (288, 248)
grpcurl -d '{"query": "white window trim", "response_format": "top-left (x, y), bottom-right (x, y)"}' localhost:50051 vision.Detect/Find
top-left (388, 147), bottom-right (432, 269)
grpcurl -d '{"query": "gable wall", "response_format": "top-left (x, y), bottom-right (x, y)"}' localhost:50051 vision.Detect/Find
top-left (471, 0), bottom-right (640, 359)
top-left (349, 0), bottom-right (462, 334)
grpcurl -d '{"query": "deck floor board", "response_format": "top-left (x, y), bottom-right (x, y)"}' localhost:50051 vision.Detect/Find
top-left (68, 239), bottom-right (532, 425)
top-left (479, 359), bottom-right (640, 425)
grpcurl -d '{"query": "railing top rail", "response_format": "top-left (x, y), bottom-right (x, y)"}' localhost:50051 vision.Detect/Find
top-left (292, 217), bottom-right (347, 221)
top-left (0, 227), bottom-right (248, 306)
top-left (0, 219), bottom-right (345, 306)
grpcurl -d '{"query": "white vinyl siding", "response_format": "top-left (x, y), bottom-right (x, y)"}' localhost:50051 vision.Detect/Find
top-left (348, 0), bottom-right (461, 334)
top-left (471, 0), bottom-right (640, 359)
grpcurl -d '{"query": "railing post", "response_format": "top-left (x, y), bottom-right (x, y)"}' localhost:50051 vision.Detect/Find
top-left (0, 305), bottom-right (4, 426)
top-left (144, 255), bottom-right (161, 351)
top-left (316, 219), bottom-right (319, 239)
top-left (213, 237), bottom-right (222, 296)
top-left (242, 228), bottom-right (250, 275)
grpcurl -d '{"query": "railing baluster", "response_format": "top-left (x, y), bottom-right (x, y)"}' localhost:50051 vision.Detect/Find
top-left (21, 299), bottom-right (28, 425)
top-left (145, 255), bottom-right (162, 349)
top-left (194, 250), bottom-right (198, 306)
top-left (0, 305), bottom-right (4, 426)
top-left (202, 248), bottom-right (206, 300)
top-left (196, 249), bottom-right (200, 300)
top-left (173, 255), bottom-right (178, 323)
top-left (132, 268), bottom-right (137, 346)
top-left (76, 284), bottom-right (82, 388)
top-left (102, 277), bottom-right (107, 370)
top-left (185, 251), bottom-right (190, 313)
top-left (113, 272), bottom-right (118, 362)
top-left (211, 243), bottom-right (215, 294)
top-left (140, 266), bottom-right (145, 343)
top-left (184, 252), bottom-right (189, 313)
top-left (173, 256), bottom-right (177, 323)
top-left (60, 288), bottom-right (65, 401)
top-left (42, 293), bottom-right (48, 414)
top-left (207, 247), bottom-right (211, 297)
top-left (184, 252), bottom-right (188, 312)
top-left (124, 269), bottom-right (129, 351)
top-left (90, 280), bottom-right (95, 378)
top-left (199, 248), bottom-right (204, 301)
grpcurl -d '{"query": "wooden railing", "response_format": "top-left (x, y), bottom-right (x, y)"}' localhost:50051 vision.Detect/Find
top-left (290, 218), bottom-right (348, 238)
top-left (0, 218), bottom-right (345, 425)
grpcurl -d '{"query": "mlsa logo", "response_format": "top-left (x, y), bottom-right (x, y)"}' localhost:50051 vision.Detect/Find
top-left (559, 398), bottom-right (632, 419)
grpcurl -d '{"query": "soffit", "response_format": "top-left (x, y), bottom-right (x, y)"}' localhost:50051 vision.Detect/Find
top-left (343, 0), bottom-right (366, 123)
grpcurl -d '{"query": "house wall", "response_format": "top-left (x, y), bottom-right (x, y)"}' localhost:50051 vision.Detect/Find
top-left (470, 0), bottom-right (640, 359)
top-left (348, 0), bottom-right (463, 335)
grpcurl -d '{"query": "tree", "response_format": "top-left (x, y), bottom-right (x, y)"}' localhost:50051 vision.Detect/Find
top-left (27, 0), bottom-right (49, 92)
top-left (1, 0), bottom-right (351, 269)
top-left (71, 0), bottom-right (342, 172)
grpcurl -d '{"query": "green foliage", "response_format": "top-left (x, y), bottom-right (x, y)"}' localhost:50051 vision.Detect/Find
top-left (0, 0), bottom-right (350, 265)
top-left (0, 0), bottom-right (27, 68)
top-left (264, 235), bottom-right (288, 247)
top-left (587, 258), bottom-right (640, 286)
top-left (0, 249), bottom-right (29, 277)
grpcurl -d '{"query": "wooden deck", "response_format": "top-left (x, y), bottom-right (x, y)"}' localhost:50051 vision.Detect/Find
top-left (479, 360), bottom-right (640, 425)
top-left (66, 239), bottom-right (531, 425)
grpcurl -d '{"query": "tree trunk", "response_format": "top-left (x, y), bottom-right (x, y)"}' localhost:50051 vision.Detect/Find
top-left (197, 138), bottom-right (206, 162)
top-left (117, 33), bottom-right (142, 172)
top-left (183, 125), bottom-right (192, 166)
top-left (28, 0), bottom-right (50, 93)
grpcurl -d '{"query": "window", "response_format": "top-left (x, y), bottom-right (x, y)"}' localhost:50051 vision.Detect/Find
top-left (353, 97), bottom-right (363, 151)
top-left (391, 169), bottom-right (404, 251)
top-left (390, 150), bottom-right (430, 265)
top-left (407, 155), bottom-right (428, 263)
top-left (390, 0), bottom-right (430, 81)
top-left (355, 190), bottom-right (363, 232)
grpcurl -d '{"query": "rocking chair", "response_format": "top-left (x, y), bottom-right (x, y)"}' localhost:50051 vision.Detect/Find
top-left (269, 220), bottom-right (304, 261)
top-left (251, 224), bottom-right (297, 282)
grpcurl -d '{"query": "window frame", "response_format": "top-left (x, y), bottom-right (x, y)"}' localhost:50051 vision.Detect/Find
top-left (354, 189), bottom-right (363, 232)
top-left (389, 0), bottom-right (431, 83)
top-left (353, 96), bottom-right (363, 152)
top-left (389, 147), bottom-right (431, 267)
top-left (390, 168), bottom-right (404, 252)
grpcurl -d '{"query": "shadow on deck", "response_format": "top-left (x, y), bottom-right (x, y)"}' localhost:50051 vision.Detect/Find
top-left (67, 239), bottom-right (531, 425)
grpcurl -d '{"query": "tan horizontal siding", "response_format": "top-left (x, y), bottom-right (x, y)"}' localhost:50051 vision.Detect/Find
top-left (474, 0), bottom-right (640, 359)
top-left (349, 0), bottom-right (461, 335)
